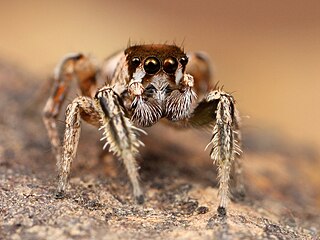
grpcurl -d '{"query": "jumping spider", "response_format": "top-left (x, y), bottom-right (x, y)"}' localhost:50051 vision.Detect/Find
top-left (43, 44), bottom-right (244, 215)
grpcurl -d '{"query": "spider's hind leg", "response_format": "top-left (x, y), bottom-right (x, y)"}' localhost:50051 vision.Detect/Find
top-left (43, 54), bottom-right (98, 162)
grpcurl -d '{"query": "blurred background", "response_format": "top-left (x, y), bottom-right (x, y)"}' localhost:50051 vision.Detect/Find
top-left (1, 0), bottom-right (319, 150)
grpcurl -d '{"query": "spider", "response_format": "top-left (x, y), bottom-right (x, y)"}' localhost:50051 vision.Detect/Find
top-left (43, 44), bottom-right (244, 216)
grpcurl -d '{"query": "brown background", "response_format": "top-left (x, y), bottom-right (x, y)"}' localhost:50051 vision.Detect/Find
top-left (1, 0), bottom-right (319, 149)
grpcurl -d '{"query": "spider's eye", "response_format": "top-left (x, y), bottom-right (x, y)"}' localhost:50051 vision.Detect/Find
top-left (144, 57), bottom-right (160, 75)
top-left (179, 56), bottom-right (188, 66)
top-left (163, 57), bottom-right (178, 74)
top-left (131, 57), bottom-right (141, 68)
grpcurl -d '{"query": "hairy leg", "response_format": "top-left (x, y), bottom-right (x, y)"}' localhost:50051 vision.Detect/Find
top-left (188, 89), bottom-right (242, 216)
top-left (56, 96), bottom-right (100, 197)
top-left (167, 52), bottom-right (243, 215)
top-left (43, 54), bottom-right (97, 162)
top-left (95, 86), bottom-right (145, 203)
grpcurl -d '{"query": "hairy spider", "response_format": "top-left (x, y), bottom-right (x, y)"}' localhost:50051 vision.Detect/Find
top-left (43, 44), bottom-right (244, 216)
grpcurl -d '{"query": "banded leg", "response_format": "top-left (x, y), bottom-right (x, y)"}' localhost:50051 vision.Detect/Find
top-left (56, 96), bottom-right (100, 197)
top-left (95, 86), bottom-right (145, 203)
top-left (43, 53), bottom-right (97, 162)
top-left (188, 89), bottom-right (242, 216)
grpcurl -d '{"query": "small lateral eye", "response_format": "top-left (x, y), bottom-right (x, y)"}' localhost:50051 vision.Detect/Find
top-left (144, 57), bottom-right (161, 75)
top-left (131, 57), bottom-right (141, 68)
top-left (163, 57), bottom-right (178, 74)
top-left (179, 56), bottom-right (188, 66)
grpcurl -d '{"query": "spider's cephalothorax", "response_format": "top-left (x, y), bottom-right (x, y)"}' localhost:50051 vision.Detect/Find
top-left (43, 44), bottom-right (244, 216)
top-left (107, 45), bottom-right (196, 127)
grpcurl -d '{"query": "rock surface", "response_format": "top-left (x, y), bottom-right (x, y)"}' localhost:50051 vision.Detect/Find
top-left (0, 62), bottom-right (319, 239)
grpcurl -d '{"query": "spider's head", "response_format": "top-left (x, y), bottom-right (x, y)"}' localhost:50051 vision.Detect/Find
top-left (125, 44), bottom-right (188, 88)
top-left (125, 44), bottom-right (195, 126)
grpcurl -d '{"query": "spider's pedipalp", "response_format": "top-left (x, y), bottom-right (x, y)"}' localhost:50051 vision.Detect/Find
top-left (164, 74), bottom-right (196, 121)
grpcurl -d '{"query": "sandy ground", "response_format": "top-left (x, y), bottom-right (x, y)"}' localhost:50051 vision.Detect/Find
top-left (0, 61), bottom-right (320, 239)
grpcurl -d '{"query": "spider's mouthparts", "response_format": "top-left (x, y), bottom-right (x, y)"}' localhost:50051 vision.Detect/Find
top-left (131, 97), bottom-right (162, 127)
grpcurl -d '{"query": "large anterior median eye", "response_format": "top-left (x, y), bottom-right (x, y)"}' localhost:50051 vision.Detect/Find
top-left (144, 57), bottom-right (160, 74)
top-left (163, 57), bottom-right (178, 74)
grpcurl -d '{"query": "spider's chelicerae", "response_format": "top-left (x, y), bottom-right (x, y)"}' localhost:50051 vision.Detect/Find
top-left (43, 44), bottom-right (244, 216)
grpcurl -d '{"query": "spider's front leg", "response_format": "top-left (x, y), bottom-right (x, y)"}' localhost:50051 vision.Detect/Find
top-left (189, 89), bottom-right (243, 216)
top-left (57, 87), bottom-right (145, 203)
top-left (95, 86), bottom-right (145, 203)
